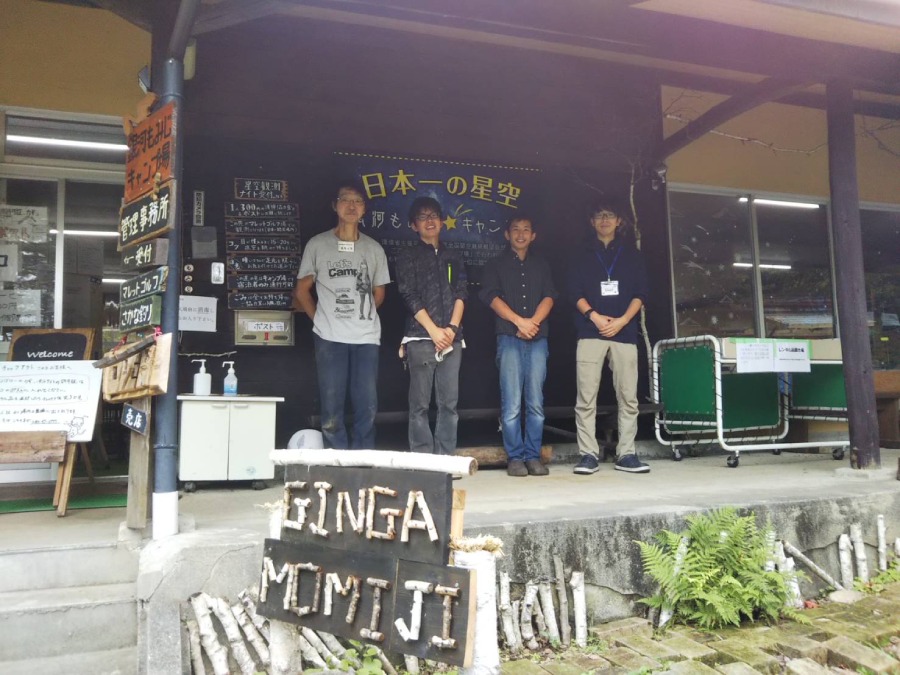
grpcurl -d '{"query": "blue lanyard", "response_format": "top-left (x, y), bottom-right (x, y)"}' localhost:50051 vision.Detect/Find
top-left (595, 245), bottom-right (622, 281)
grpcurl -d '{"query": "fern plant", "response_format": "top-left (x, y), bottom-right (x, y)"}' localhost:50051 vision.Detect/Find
top-left (637, 507), bottom-right (803, 630)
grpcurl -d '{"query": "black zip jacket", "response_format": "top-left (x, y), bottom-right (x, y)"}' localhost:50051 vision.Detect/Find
top-left (396, 240), bottom-right (468, 341)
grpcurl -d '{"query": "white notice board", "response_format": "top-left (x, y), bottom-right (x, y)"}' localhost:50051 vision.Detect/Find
top-left (0, 361), bottom-right (102, 441)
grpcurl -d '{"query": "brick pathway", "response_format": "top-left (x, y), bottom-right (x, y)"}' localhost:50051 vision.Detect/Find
top-left (501, 584), bottom-right (900, 674)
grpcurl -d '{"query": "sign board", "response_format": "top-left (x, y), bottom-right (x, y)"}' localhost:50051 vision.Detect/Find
top-left (119, 295), bottom-right (162, 333)
top-left (234, 178), bottom-right (288, 201)
top-left (774, 340), bottom-right (811, 373)
top-left (119, 267), bottom-right (168, 304)
top-left (225, 202), bottom-right (298, 218)
top-left (0, 205), bottom-right (49, 243)
top-left (121, 402), bottom-right (149, 435)
top-left (0, 290), bottom-right (41, 326)
top-left (179, 295), bottom-right (218, 332)
top-left (257, 465), bottom-right (474, 667)
top-left (228, 291), bottom-right (292, 310)
top-left (736, 338), bottom-right (812, 373)
top-left (8, 328), bottom-right (95, 361)
top-left (119, 182), bottom-right (175, 250)
top-left (227, 272), bottom-right (294, 291)
top-left (100, 332), bottom-right (171, 402)
top-left (226, 255), bottom-right (299, 273)
top-left (225, 219), bottom-right (299, 236)
top-left (225, 237), bottom-right (300, 254)
top-left (125, 101), bottom-right (176, 203)
top-left (0, 361), bottom-right (102, 442)
top-left (193, 190), bottom-right (205, 227)
top-left (234, 310), bottom-right (294, 346)
top-left (122, 238), bottom-right (169, 270)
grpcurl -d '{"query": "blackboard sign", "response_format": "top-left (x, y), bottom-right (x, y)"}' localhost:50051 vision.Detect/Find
top-left (224, 219), bottom-right (299, 236)
top-left (227, 272), bottom-right (295, 291)
top-left (121, 402), bottom-right (149, 435)
top-left (8, 328), bottom-right (95, 361)
top-left (120, 295), bottom-right (162, 332)
top-left (228, 291), bottom-right (292, 310)
top-left (119, 266), bottom-right (168, 304)
top-left (119, 182), bottom-right (175, 249)
top-left (227, 254), bottom-right (299, 273)
top-left (225, 202), bottom-right (298, 218)
top-left (122, 239), bottom-right (168, 270)
top-left (225, 236), bottom-right (299, 253)
top-left (234, 178), bottom-right (288, 201)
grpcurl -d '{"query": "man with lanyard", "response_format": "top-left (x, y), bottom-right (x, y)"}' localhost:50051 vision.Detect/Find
top-left (396, 196), bottom-right (467, 455)
top-left (569, 200), bottom-right (649, 474)
top-left (480, 214), bottom-right (557, 476)
top-left (293, 179), bottom-right (390, 449)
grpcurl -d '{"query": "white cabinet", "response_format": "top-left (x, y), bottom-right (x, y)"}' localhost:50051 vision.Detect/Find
top-left (178, 395), bottom-right (284, 486)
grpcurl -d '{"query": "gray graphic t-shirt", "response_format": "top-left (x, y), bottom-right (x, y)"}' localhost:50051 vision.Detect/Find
top-left (297, 230), bottom-right (390, 345)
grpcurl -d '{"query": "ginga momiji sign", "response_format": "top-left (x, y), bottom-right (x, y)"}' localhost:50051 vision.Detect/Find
top-left (257, 465), bottom-right (475, 667)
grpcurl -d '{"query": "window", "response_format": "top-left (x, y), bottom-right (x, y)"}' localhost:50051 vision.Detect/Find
top-left (861, 208), bottom-right (900, 370)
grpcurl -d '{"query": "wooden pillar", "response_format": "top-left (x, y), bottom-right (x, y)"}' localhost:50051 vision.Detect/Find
top-left (826, 80), bottom-right (880, 469)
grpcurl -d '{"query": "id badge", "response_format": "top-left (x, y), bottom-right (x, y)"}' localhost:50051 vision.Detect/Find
top-left (338, 240), bottom-right (355, 253)
top-left (600, 280), bottom-right (619, 296)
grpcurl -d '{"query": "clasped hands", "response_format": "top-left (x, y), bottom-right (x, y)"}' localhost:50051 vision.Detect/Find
top-left (590, 312), bottom-right (625, 338)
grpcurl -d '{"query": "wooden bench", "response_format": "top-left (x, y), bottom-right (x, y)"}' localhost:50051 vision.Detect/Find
top-left (874, 370), bottom-right (900, 449)
top-left (0, 430), bottom-right (74, 516)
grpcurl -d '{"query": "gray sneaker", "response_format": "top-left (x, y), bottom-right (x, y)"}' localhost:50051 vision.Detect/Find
top-left (507, 459), bottom-right (528, 477)
top-left (573, 454), bottom-right (600, 475)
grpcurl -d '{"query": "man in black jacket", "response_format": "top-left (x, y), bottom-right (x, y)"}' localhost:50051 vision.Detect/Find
top-left (396, 197), bottom-right (467, 454)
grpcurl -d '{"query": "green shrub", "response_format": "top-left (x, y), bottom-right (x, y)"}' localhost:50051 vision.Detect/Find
top-left (637, 507), bottom-right (805, 630)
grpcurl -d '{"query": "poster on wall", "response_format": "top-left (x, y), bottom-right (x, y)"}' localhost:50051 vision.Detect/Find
top-left (0, 205), bottom-right (49, 243)
top-left (0, 290), bottom-right (41, 326)
top-left (335, 151), bottom-right (541, 273)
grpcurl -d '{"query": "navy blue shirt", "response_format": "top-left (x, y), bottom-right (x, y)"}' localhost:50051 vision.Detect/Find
top-left (479, 249), bottom-right (557, 339)
top-left (568, 237), bottom-right (648, 344)
top-left (396, 240), bottom-right (468, 341)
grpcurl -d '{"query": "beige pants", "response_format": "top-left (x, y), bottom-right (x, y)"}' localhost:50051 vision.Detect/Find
top-left (575, 339), bottom-right (639, 458)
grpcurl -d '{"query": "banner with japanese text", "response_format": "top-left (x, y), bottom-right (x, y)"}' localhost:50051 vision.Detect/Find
top-left (335, 152), bottom-right (541, 272)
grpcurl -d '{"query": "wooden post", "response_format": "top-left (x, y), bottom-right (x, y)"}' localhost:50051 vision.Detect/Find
top-left (56, 442), bottom-right (78, 517)
top-left (826, 79), bottom-right (881, 469)
top-left (126, 396), bottom-right (153, 529)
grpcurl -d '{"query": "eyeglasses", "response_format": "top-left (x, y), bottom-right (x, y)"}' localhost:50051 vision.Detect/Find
top-left (337, 197), bottom-right (365, 206)
top-left (592, 212), bottom-right (618, 221)
top-left (415, 213), bottom-right (442, 223)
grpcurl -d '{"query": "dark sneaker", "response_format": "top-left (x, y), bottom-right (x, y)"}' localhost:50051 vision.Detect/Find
top-left (507, 459), bottom-right (528, 477)
top-left (525, 459), bottom-right (549, 476)
top-left (573, 454), bottom-right (600, 475)
top-left (614, 454), bottom-right (650, 473)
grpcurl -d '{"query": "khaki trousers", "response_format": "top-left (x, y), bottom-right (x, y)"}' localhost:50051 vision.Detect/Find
top-left (575, 338), bottom-right (639, 458)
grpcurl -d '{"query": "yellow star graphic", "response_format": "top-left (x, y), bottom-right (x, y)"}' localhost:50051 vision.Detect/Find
top-left (444, 216), bottom-right (457, 230)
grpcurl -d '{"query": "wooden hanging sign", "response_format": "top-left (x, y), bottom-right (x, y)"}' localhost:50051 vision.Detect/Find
top-left (119, 266), bottom-right (168, 305)
top-left (122, 238), bottom-right (169, 270)
top-left (119, 182), bottom-right (175, 250)
top-left (125, 101), bottom-right (176, 203)
top-left (119, 295), bottom-right (162, 333)
top-left (97, 333), bottom-right (171, 403)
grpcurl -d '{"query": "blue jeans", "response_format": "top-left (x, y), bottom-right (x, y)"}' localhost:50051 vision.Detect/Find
top-left (407, 340), bottom-right (461, 455)
top-left (497, 335), bottom-right (549, 461)
top-left (313, 334), bottom-right (378, 449)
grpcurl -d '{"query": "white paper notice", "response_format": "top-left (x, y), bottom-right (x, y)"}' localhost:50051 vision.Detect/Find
top-left (774, 340), bottom-right (811, 372)
top-left (736, 341), bottom-right (775, 373)
top-left (179, 295), bottom-right (217, 332)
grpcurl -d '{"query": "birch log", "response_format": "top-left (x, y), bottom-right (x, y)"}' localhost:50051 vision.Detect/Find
top-left (189, 593), bottom-right (230, 675)
top-left (301, 626), bottom-right (340, 668)
top-left (456, 548), bottom-right (501, 675)
top-left (405, 655), bottom-right (420, 674)
top-left (498, 572), bottom-right (521, 653)
top-left (272, 448), bottom-right (477, 475)
top-left (895, 538), bottom-right (900, 558)
top-left (268, 621), bottom-right (302, 675)
top-left (783, 540), bottom-right (842, 590)
top-left (850, 523), bottom-right (869, 582)
top-left (876, 515), bottom-right (887, 572)
top-left (569, 572), bottom-right (587, 648)
top-left (520, 582), bottom-right (540, 650)
top-left (532, 591), bottom-right (548, 638)
top-left (185, 618), bottom-right (206, 675)
top-left (659, 536), bottom-right (689, 629)
top-left (238, 589), bottom-right (269, 641)
top-left (207, 595), bottom-right (257, 675)
top-left (511, 600), bottom-right (523, 650)
top-left (538, 581), bottom-right (561, 645)
top-left (782, 557), bottom-right (803, 609)
top-left (838, 534), bottom-right (854, 589)
top-left (371, 645), bottom-right (399, 675)
top-left (318, 630), bottom-right (357, 667)
top-left (553, 555), bottom-right (571, 647)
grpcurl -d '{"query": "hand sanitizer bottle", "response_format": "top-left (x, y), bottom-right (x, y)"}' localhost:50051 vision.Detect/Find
top-left (223, 361), bottom-right (238, 396)
top-left (192, 359), bottom-right (211, 396)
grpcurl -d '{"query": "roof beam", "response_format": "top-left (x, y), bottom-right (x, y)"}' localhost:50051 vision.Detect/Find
top-left (756, 0), bottom-right (900, 29)
top-left (656, 76), bottom-right (813, 160)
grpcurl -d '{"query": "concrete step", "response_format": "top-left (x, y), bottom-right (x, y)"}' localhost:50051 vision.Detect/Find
top-left (0, 646), bottom-right (136, 675)
top-left (0, 582), bottom-right (137, 661)
top-left (0, 543), bottom-right (138, 593)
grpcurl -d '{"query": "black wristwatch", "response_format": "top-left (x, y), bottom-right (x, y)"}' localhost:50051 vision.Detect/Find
top-left (583, 308), bottom-right (595, 320)
top-left (447, 323), bottom-right (459, 333)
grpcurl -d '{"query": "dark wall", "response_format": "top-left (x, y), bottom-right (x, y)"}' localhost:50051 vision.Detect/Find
top-left (179, 16), bottom-right (674, 446)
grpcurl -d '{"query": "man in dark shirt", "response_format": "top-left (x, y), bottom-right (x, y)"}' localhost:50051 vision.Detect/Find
top-left (568, 200), bottom-right (650, 475)
top-left (396, 196), bottom-right (467, 455)
top-left (480, 215), bottom-right (557, 476)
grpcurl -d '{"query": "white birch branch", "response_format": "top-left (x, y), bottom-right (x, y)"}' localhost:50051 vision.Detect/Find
top-left (230, 602), bottom-right (270, 668)
top-left (511, 600), bottom-right (523, 650)
top-left (405, 655), bottom-right (420, 674)
top-left (185, 618), bottom-right (206, 675)
top-left (207, 594), bottom-right (257, 675)
top-left (189, 593), bottom-right (230, 675)
top-left (838, 534), bottom-right (854, 589)
top-left (271, 448), bottom-right (477, 475)
top-left (850, 522), bottom-right (869, 582)
top-left (538, 581), bottom-right (561, 645)
top-left (520, 582), bottom-right (540, 650)
top-left (497, 572), bottom-right (520, 653)
top-left (456, 549), bottom-right (501, 675)
top-left (268, 621), bottom-right (302, 675)
top-left (569, 571), bottom-right (587, 648)
top-left (317, 630), bottom-right (356, 667)
top-left (876, 514), bottom-right (887, 572)
top-left (659, 536), bottom-right (689, 629)
top-left (238, 588), bottom-right (269, 641)
top-left (301, 626), bottom-right (340, 669)
top-left (553, 555), bottom-right (571, 647)
top-left (371, 645), bottom-right (399, 675)
top-left (297, 632), bottom-right (327, 669)
top-left (783, 540), bottom-right (843, 590)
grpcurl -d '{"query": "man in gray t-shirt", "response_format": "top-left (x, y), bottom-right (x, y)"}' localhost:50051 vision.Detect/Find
top-left (294, 180), bottom-right (390, 449)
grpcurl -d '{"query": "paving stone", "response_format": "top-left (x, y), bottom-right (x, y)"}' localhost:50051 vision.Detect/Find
top-left (603, 646), bottom-right (662, 672)
top-left (501, 658), bottom-right (552, 674)
top-left (823, 635), bottom-right (900, 674)
top-left (541, 654), bottom-right (612, 674)
top-left (658, 660), bottom-right (721, 675)
top-left (784, 657), bottom-right (832, 675)
top-left (828, 589), bottom-right (866, 604)
top-left (662, 634), bottom-right (719, 663)
top-left (715, 663), bottom-right (765, 675)
top-left (589, 617), bottom-right (652, 641)
top-left (614, 634), bottom-right (685, 662)
top-left (739, 627), bottom-right (828, 663)
top-left (811, 616), bottom-right (881, 643)
top-left (709, 639), bottom-right (780, 674)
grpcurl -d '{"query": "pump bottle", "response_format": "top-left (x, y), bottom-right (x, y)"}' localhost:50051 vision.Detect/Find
top-left (223, 361), bottom-right (238, 396)
top-left (192, 359), bottom-right (211, 396)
